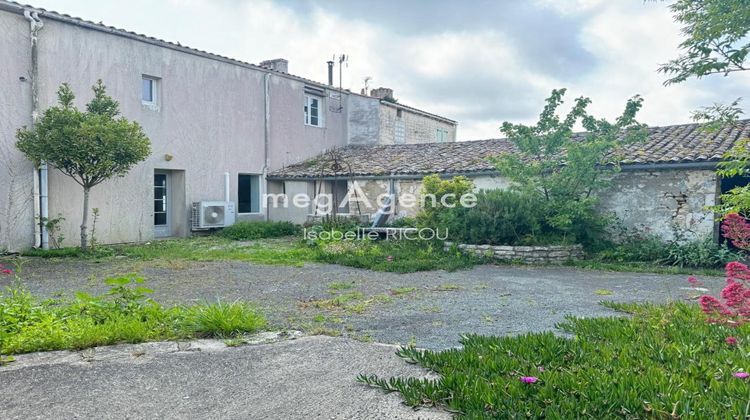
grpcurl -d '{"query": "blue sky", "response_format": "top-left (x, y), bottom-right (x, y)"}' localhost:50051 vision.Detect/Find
top-left (29, 0), bottom-right (750, 139)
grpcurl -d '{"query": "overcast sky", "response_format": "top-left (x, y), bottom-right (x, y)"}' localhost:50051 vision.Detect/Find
top-left (30, 0), bottom-right (750, 140)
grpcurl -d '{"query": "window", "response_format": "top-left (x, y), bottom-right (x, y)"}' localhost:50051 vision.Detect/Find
top-left (396, 109), bottom-right (403, 118)
top-left (436, 128), bottom-right (449, 143)
top-left (142, 76), bottom-right (158, 106)
top-left (394, 120), bottom-right (405, 144)
top-left (304, 95), bottom-right (324, 127)
top-left (238, 174), bottom-right (261, 213)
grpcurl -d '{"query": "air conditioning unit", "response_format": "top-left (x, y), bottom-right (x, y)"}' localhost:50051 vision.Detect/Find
top-left (191, 201), bottom-right (236, 230)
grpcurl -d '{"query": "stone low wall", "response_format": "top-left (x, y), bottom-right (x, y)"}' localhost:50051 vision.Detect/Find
top-left (444, 242), bottom-right (584, 264)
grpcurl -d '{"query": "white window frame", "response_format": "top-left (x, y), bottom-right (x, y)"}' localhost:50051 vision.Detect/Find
top-left (304, 95), bottom-right (324, 128)
top-left (141, 75), bottom-right (159, 108)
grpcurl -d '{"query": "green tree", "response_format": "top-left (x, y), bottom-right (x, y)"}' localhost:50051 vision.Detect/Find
top-left (659, 0), bottom-right (749, 85)
top-left (16, 81), bottom-right (151, 250)
top-left (492, 89), bottom-right (647, 243)
top-left (656, 0), bottom-right (750, 215)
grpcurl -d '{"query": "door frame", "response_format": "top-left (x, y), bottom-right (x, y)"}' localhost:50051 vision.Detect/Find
top-left (154, 170), bottom-right (171, 237)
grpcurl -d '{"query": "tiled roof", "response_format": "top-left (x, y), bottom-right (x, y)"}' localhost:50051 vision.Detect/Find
top-left (269, 119), bottom-right (750, 179)
top-left (0, 1), bottom-right (453, 123)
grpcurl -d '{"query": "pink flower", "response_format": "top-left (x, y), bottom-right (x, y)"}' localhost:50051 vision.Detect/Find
top-left (734, 372), bottom-right (749, 379)
top-left (726, 337), bottom-right (738, 346)
top-left (1, 269), bottom-right (11, 275)
top-left (519, 376), bottom-right (538, 384)
top-left (688, 276), bottom-right (703, 286)
top-left (386, 255), bottom-right (394, 262)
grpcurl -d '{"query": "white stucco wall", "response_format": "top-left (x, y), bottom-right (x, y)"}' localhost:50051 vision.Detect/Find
top-left (0, 10), bottom-right (35, 252)
top-left (1, 7), bottom-right (354, 248)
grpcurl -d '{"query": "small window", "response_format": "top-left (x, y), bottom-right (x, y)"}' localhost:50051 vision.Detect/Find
top-left (238, 174), bottom-right (261, 213)
top-left (304, 95), bottom-right (324, 127)
top-left (396, 109), bottom-right (403, 118)
top-left (142, 76), bottom-right (158, 105)
top-left (394, 120), bottom-right (405, 144)
top-left (436, 128), bottom-right (449, 143)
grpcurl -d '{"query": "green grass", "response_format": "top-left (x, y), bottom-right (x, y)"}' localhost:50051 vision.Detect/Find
top-left (216, 221), bottom-right (300, 241)
top-left (390, 287), bottom-right (417, 296)
top-left (360, 302), bottom-right (750, 418)
top-left (567, 259), bottom-right (725, 277)
top-left (0, 275), bottom-right (266, 355)
top-left (311, 239), bottom-right (481, 273)
top-left (18, 236), bottom-right (479, 274)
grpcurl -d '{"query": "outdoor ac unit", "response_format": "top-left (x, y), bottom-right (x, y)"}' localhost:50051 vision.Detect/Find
top-left (191, 201), bottom-right (236, 230)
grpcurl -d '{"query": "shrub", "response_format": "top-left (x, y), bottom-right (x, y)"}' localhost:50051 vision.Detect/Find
top-left (597, 233), bottom-right (742, 268)
top-left (722, 213), bottom-right (750, 249)
top-left (437, 189), bottom-right (544, 245)
top-left (692, 261), bottom-right (750, 326)
top-left (217, 221), bottom-right (300, 240)
top-left (417, 175), bottom-right (474, 229)
top-left (360, 302), bottom-right (750, 417)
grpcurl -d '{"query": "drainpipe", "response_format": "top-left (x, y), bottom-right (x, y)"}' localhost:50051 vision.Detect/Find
top-left (263, 72), bottom-right (271, 220)
top-left (24, 9), bottom-right (47, 249)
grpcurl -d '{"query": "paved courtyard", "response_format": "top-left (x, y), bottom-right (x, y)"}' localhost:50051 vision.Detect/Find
top-left (4, 259), bottom-right (723, 349)
top-left (1, 259), bottom-right (724, 418)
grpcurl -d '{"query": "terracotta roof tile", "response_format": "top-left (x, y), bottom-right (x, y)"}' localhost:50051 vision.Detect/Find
top-left (269, 119), bottom-right (750, 179)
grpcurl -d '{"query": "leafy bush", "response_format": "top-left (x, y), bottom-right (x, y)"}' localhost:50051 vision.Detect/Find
top-left (417, 175), bottom-right (474, 230)
top-left (217, 221), bottom-right (300, 240)
top-left (436, 189), bottom-right (544, 245)
top-left (360, 303), bottom-right (750, 417)
top-left (598, 234), bottom-right (742, 268)
top-left (0, 275), bottom-right (266, 355)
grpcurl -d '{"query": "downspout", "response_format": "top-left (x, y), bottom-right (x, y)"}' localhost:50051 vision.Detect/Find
top-left (24, 9), bottom-right (47, 249)
top-left (263, 72), bottom-right (271, 220)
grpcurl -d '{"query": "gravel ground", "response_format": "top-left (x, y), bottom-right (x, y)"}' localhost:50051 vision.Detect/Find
top-left (1, 258), bottom-right (724, 350)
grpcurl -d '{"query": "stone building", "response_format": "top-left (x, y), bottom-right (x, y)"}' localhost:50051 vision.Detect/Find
top-left (268, 120), bottom-right (750, 241)
top-left (0, 1), bottom-right (456, 251)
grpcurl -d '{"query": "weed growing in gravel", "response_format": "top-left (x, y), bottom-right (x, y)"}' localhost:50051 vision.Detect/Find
top-left (390, 287), bottom-right (417, 296)
top-left (0, 275), bottom-right (266, 355)
top-left (360, 302), bottom-right (750, 418)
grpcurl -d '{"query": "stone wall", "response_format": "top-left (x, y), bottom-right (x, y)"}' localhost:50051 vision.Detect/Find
top-left (378, 103), bottom-right (456, 145)
top-left (445, 242), bottom-right (585, 264)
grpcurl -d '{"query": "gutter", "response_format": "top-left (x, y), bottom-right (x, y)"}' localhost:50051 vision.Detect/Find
top-left (267, 161), bottom-right (720, 182)
top-left (263, 72), bottom-right (271, 220)
top-left (23, 8), bottom-right (47, 249)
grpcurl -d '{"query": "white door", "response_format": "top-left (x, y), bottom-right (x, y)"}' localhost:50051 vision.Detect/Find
top-left (154, 172), bottom-right (170, 237)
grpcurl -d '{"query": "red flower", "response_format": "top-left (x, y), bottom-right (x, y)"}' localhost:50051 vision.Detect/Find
top-left (722, 213), bottom-right (750, 250)
top-left (726, 336), bottom-right (738, 346)
top-left (1, 269), bottom-right (11, 275)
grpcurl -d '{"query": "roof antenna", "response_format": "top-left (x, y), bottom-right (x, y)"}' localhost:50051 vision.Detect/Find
top-left (362, 76), bottom-right (372, 95)
top-left (329, 54), bottom-right (347, 113)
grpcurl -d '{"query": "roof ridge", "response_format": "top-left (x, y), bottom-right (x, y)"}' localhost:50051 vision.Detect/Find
top-left (0, 0), bottom-right (456, 122)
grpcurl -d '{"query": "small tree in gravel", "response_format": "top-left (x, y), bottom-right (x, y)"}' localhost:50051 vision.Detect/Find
top-left (16, 81), bottom-right (151, 250)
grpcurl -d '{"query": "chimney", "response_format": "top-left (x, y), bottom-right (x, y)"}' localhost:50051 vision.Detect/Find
top-left (327, 61), bottom-right (334, 86)
top-left (259, 58), bottom-right (289, 73)
top-left (370, 87), bottom-right (394, 100)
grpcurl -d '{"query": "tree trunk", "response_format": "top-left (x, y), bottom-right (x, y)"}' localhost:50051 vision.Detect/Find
top-left (80, 187), bottom-right (90, 251)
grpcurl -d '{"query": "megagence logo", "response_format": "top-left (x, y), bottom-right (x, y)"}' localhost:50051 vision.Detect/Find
top-left (262, 181), bottom-right (477, 211)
